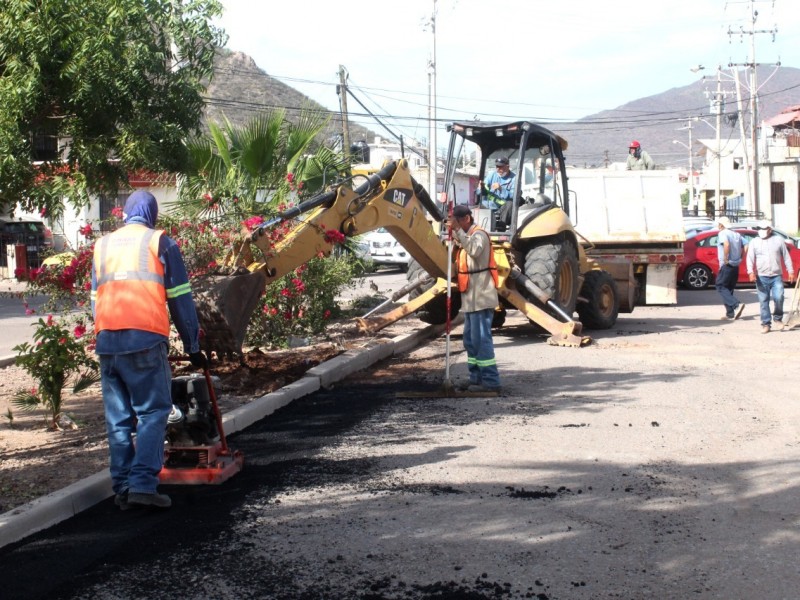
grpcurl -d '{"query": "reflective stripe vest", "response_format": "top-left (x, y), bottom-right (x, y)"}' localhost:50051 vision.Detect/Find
top-left (456, 225), bottom-right (499, 293)
top-left (93, 224), bottom-right (170, 336)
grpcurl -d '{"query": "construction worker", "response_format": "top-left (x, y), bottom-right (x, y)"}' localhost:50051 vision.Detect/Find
top-left (449, 204), bottom-right (501, 393)
top-left (482, 156), bottom-right (516, 209)
top-left (91, 190), bottom-right (205, 510)
top-left (746, 220), bottom-right (795, 333)
top-left (715, 217), bottom-right (745, 321)
top-left (626, 140), bottom-right (655, 170)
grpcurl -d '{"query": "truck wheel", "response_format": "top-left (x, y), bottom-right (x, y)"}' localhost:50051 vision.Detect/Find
top-left (682, 264), bottom-right (711, 290)
top-left (577, 270), bottom-right (618, 329)
top-left (524, 239), bottom-right (579, 316)
top-left (407, 258), bottom-right (460, 324)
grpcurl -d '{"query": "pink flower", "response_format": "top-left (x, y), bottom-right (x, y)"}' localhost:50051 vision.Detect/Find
top-left (58, 337), bottom-right (67, 344)
top-left (79, 223), bottom-right (93, 237)
top-left (46, 315), bottom-right (54, 327)
top-left (73, 323), bottom-right (86, 338)
top-left (286, 172), bottom-right (295, 183)
top-left (40, 207), bottom-right (47, 217)
top-left (111, 207), bottom-right (124, 218)
top-left (25, 308), bottom-right (36, 316)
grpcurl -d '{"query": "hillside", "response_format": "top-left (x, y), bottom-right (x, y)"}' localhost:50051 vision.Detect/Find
top-left (203, 49), bottom-right (375, 148)
top-left (206, 50), bottom-right (800, 171)
top-left (558, 66), bottom-right (800, 168)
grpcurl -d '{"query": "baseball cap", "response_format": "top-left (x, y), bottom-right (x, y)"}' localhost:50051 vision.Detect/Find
top-left (452, 204), bottom-right (472, 218)
top-left (716, 216), bottom-right (731, 228)
top-left (757, 220), bottom-right (772, 230)
top-left (495, 157), bottom-right (509, 166)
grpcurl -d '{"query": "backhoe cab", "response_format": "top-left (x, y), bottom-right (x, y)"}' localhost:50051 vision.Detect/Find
top-left (414, 121), bottom-right (618, 333)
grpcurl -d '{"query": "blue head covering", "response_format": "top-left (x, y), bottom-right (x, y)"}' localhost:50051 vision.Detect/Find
top-left (123, 191), bottom-right (158, 228)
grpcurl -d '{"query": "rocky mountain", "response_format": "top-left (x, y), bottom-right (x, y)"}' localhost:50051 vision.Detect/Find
top-left (203, 49), bottom-right (375, 149)
top-left (206, 49), bottom-right (800, 171)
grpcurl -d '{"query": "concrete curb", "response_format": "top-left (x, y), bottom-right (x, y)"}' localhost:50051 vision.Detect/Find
top-left (0, 355), bottom-right (15, 368)
top-left (0, 321), bottom-right (448, 550)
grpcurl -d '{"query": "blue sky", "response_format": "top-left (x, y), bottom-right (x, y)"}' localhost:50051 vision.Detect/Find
top-left (217, 0), bottom-right (799, 147)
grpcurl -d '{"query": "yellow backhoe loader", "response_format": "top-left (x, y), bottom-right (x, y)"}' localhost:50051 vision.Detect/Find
top-left (193, 121), bottom-right (621, 357)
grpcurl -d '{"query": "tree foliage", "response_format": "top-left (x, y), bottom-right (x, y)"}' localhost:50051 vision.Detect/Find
top-left (0, 0), bottom-right (227, 216)
top-left (175, 107), bottom-right (351, 225)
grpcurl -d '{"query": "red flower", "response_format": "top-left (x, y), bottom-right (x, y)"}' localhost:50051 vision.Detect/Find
top-left (58, 337), bottom-right (67, 344)
top-left (111, 207), bottom-right (124, 219)
top-left (46, 315), bottom-right (54, 327)
top-left (40, 207), bottom-right (47, 217)
top-left (324, 309), bottom-right (331, 319)
top-left (73, 323), bottom-right (86, 338)
top-left (286, 172), bottom-right (295, 183)
top-left (79, 223), bottom-right (93, 237)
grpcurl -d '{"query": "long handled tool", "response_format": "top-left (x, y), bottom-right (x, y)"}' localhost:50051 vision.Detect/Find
top-left (786, 276), bottom-right (800, 330)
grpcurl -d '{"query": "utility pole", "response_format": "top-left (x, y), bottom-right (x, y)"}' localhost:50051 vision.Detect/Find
top-left (728, 0), bottom-right (778, 217)
top-left (705, 67), bottom-right (735, 214)
top-left (427, 0), bottom-right (438, 200)
top-left (337, 65), bottom-right (351, 155)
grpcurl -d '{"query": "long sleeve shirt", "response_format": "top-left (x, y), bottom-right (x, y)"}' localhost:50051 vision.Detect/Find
top-left (91, 229), bottom-right (201, 355)
top-left (483, 170), bottom-right (516, 202)
top-left (626, 150), bottom-right (655, 171)
top-left (453, 225), bottom-right (499, 313)
top-left (746, 234), bottom-right (794, 278)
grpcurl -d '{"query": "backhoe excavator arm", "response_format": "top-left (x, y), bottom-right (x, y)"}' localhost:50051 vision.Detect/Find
top-left (194, 160), bottom-right (453, 357)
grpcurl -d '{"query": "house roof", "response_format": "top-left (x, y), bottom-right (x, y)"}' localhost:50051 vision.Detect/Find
top-left (764, 105), bottom-right (800, 129)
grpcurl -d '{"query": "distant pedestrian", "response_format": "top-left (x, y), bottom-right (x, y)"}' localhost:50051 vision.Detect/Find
top-left (449, 204), bottom-right (501, 393)
top-left (625, 140), bottom-right (655, 170)
top-left (746, 220), bottom-right (795, 333)
top-left (715, 217), bottom-right (745, 320)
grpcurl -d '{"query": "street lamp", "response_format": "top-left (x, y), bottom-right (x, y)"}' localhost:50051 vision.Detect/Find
top-left (673, 137), bottom-right (696, 215)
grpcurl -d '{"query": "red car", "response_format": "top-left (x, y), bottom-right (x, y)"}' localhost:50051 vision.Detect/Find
top-left (679, 228), bottom-right (800, 290)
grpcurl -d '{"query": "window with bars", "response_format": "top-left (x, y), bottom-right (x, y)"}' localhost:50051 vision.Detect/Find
top-left (98, 192), bottom-right (130, 232)
top-left (771, 181), bottom-right (785, 205)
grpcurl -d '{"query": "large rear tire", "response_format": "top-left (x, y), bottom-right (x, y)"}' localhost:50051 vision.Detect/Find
top-left (407, 258), bottom-right (460, 324)
top-left (523, 239), bottom-right (579, 317)
top-left (576, 270), bottom-right (618, 329)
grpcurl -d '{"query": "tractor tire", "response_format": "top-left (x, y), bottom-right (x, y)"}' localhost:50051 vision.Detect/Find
top-left (577, 270), bottom-right (619, 330)
top-left (523, 239), bottom-right (579, 317)
top-left (407, 258), bottom-right (460, 325)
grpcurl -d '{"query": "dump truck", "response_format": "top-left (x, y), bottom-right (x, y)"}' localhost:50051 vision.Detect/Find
top-left (563, 168), bottom-right (686, 309)
top-left (193, 121), bottom-right (621, 357)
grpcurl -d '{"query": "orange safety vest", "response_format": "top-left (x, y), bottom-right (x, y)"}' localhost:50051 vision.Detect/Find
top-left (457, 225), bottom-right (499, 292)
top-left (93, 224), bottom-right (170, 336)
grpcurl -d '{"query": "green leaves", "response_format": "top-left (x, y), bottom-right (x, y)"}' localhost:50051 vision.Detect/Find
top-left (0, 0), bottom-right (227, 211)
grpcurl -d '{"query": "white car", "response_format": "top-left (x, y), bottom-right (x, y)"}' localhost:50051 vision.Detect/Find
top-left (362, 227), bottom-right (409, 271)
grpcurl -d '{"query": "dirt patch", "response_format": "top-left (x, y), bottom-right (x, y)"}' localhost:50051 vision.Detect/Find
top-left (0, 339), bottom-right (352, 514)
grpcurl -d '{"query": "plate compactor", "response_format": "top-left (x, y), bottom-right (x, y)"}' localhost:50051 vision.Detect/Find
top-left (158, 358), bottom-right (244, 485)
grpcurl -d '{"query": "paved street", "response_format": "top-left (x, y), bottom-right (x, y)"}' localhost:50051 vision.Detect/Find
top-left (3, 283), bottom-right (800, 599)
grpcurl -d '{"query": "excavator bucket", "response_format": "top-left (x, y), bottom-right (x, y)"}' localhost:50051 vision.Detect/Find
top-left (192, 270), bottom-right (268, 358)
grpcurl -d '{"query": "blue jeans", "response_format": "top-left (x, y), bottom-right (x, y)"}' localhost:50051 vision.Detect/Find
top-left (462, 309), bottom-right (500, 388)
top-left (755, 275), bottom-right (785, 326)
top-left (100, 342), bottom-right (172, 495)
top-left (715, 264), bottom-right (740, 316)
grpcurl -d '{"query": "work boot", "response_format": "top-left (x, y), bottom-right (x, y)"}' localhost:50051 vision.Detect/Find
top-left (128, 492), bottom-right (172, 509)
top-left (114, 491), bottom-right (132, 511)
top-left (467, 384), bottom-right (502, 395)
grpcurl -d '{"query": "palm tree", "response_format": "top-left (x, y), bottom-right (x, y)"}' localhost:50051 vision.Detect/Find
top-left (175, 107), bottom-right (350, 226)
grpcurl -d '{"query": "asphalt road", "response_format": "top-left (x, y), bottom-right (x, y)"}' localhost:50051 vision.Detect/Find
top-left (3, 283), bottom-right (800, 599)
top-left (0, 292), bottom-right (50, 358)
